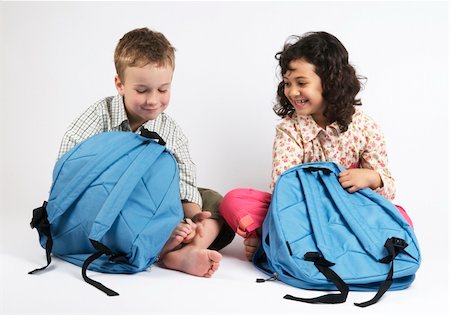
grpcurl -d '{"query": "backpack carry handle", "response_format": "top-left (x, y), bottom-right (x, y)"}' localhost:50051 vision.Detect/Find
top-left (303, 166), bottom-right (333, 175)
top-left (140, 128), bottom-right (166, 146)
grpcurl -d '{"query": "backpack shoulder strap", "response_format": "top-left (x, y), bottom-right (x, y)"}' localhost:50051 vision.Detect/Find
top-left (88, 140), bottom-right (165, 242)
top-left (295, 165), bottom-right (336, 259)
top-left (49, 133), bottom-right (147, 224)
top-left (82, 139), bottom-right (166, 296)
top-left (286, 164), bottom-right (349, 304)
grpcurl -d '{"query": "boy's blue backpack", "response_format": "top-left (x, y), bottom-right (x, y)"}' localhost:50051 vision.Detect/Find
top-left (29, 130), bottom-right (183, 296)
top-left (254, 162), bottom-right (421, 307)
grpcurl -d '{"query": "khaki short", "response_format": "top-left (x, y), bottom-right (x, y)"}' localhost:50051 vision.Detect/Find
top-left (198, 188), bottom-right (235, 251)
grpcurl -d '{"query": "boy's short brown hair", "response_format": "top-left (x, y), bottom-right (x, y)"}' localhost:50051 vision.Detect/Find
top-left (114, 27), bottom-right (175, 80)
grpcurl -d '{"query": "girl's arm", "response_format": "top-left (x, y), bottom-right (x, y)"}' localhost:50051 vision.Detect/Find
top-left (357, 117), bottom-right (396, 200)
top-left (271, 121), bottom-right (304, 191)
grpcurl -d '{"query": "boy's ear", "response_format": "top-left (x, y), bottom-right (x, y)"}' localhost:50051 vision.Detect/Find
top-left (114, 75), bottom-right (125, 96)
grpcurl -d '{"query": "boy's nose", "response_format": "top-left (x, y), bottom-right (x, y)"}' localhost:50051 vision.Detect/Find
top-left (146, 92), bottom-right (158, 105)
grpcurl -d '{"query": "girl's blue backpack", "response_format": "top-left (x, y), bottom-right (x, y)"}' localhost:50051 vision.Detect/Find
top-left (29, 131), bottom-right (183, 296)
top-left (254, 162), bottom-right (421, 307)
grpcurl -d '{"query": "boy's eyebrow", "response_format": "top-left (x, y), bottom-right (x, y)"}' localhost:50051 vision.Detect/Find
top-left (133, 82), bottom-right (171, 88)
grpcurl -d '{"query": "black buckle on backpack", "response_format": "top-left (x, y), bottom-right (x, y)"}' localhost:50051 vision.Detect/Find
top-left (304, 252), bottom-right (335, 267)
top-left (379, 237), bottom-right (408, 264)
top-left (30, 201), bottom-right (49, 229)
top-left (354, 237), bottom-right (409, 308)
top-left (29, 201), bottom-right (53, 275)
top-left (110, 253), bottom-right (128, 264)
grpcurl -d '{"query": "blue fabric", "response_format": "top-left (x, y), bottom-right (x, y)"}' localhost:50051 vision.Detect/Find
top-left (254, 162), bottom-right (421, 291)
top-left (39, 132), bottom-right (183, 273)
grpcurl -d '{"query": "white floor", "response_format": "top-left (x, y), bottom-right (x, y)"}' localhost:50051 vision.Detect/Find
top-left (0, 213), bottom-right (449, 315)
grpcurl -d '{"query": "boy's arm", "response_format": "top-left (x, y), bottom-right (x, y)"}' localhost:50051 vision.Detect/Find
top-left (171, 129), bottom-right (203, 207)
top-left (57, 100), bottom-right (109, 159)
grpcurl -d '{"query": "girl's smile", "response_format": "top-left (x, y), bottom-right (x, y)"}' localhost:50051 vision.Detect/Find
top-left (283, 58), bottom-right (328, 128)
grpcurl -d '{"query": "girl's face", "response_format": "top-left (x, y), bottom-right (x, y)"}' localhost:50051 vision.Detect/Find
top-left (115, 63), bottom-right (173, 131)
top-left (283, 59), bottom-right (327, 127)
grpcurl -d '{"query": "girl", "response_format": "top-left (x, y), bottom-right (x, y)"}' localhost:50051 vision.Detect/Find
top-left (219, 31), bottom-right (412, 261)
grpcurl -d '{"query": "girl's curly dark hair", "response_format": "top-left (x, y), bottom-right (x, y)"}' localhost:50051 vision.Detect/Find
top-left (273, 32), bottom-right (364, 132)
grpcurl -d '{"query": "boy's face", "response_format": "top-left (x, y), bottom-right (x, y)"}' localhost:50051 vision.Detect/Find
top-left (115, 63), bottom-right (173, 131)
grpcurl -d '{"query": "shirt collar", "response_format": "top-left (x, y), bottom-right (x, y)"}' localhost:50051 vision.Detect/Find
top-left (111, 94), bottom-right (131, 130)
top-left (296, 114), bottom-right (340, 143)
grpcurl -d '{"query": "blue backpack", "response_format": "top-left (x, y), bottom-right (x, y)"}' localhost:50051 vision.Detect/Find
top-left (29, 130), bottom-right (183, 296)
top-left (254, 162), bottom-right (421, 307)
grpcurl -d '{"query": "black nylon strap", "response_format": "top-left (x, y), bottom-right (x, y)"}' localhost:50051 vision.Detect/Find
top-left (140, 128), bottom-right (166, 146)
top-left (303, 166), bottom-right (332, 175)
top-left (81, 243), bottom-right (119, 296)
top-left (283, 252), bottom-right (349, 304)
top-left (29, 202), bottom-right (53, 274)
top-left (354, 237), bottom-right (407, 307)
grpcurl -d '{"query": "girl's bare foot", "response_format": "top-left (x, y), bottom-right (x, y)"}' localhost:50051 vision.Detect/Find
top-left (243, 234), bottom-right (261, 261)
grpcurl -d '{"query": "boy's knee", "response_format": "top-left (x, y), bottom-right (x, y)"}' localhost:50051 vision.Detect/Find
top-left (198, 188), bottom-right (223, 216)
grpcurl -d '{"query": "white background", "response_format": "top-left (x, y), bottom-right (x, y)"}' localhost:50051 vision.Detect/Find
top-left (0, 1), bottom-right (448, 314)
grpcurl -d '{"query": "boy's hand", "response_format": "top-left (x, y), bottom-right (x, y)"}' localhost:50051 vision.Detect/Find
top-left (180, 211), bottom-right (212, 243)
top-left (171, 220), bottom-right (196, 244)
top-left (338, 168), bottom-right (382, 193)
top-left (180, 218), bottom-right (197, 244)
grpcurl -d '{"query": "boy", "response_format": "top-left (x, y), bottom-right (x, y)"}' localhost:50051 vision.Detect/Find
top-left (58, 27), bottom-right (234, 277)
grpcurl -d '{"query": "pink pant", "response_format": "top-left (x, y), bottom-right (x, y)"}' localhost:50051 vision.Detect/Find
top-left (219, 188), bottom-right (413, 238)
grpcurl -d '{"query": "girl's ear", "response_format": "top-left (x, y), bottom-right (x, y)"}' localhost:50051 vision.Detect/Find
top-left (114, 75), bottom-right (125, 96)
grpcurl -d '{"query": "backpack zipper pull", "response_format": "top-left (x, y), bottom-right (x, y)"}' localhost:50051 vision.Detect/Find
top-left (256, 272), bottom-right (278, 283)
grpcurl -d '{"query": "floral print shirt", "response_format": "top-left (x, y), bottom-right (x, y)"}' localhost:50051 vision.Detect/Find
top-left (271, 108), bottom-right (395, 200)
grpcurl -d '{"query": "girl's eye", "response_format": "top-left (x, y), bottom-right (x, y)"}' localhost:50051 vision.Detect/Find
top-left (158, 89), bottom-right (168, 93)
top-left (283, 82), bottom-right (291, 87)
top-left (136, 90), bottom-right (146, 94)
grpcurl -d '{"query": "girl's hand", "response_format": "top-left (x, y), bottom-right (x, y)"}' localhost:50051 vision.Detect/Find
top-left (338, 168), bottom-right (382, 193)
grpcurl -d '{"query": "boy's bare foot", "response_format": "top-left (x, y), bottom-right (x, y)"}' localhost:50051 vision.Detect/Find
top-left (159, 222), bottom-right (194, 258)
top-left (161, 245), bottom-right (222, 277)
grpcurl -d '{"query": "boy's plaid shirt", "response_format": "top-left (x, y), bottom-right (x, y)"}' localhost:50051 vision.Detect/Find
top-left (58, 94), bottom-right (202, 206)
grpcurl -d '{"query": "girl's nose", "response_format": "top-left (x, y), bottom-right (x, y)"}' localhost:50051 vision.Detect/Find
top-left (287, 87), bottom-right (300, 98)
